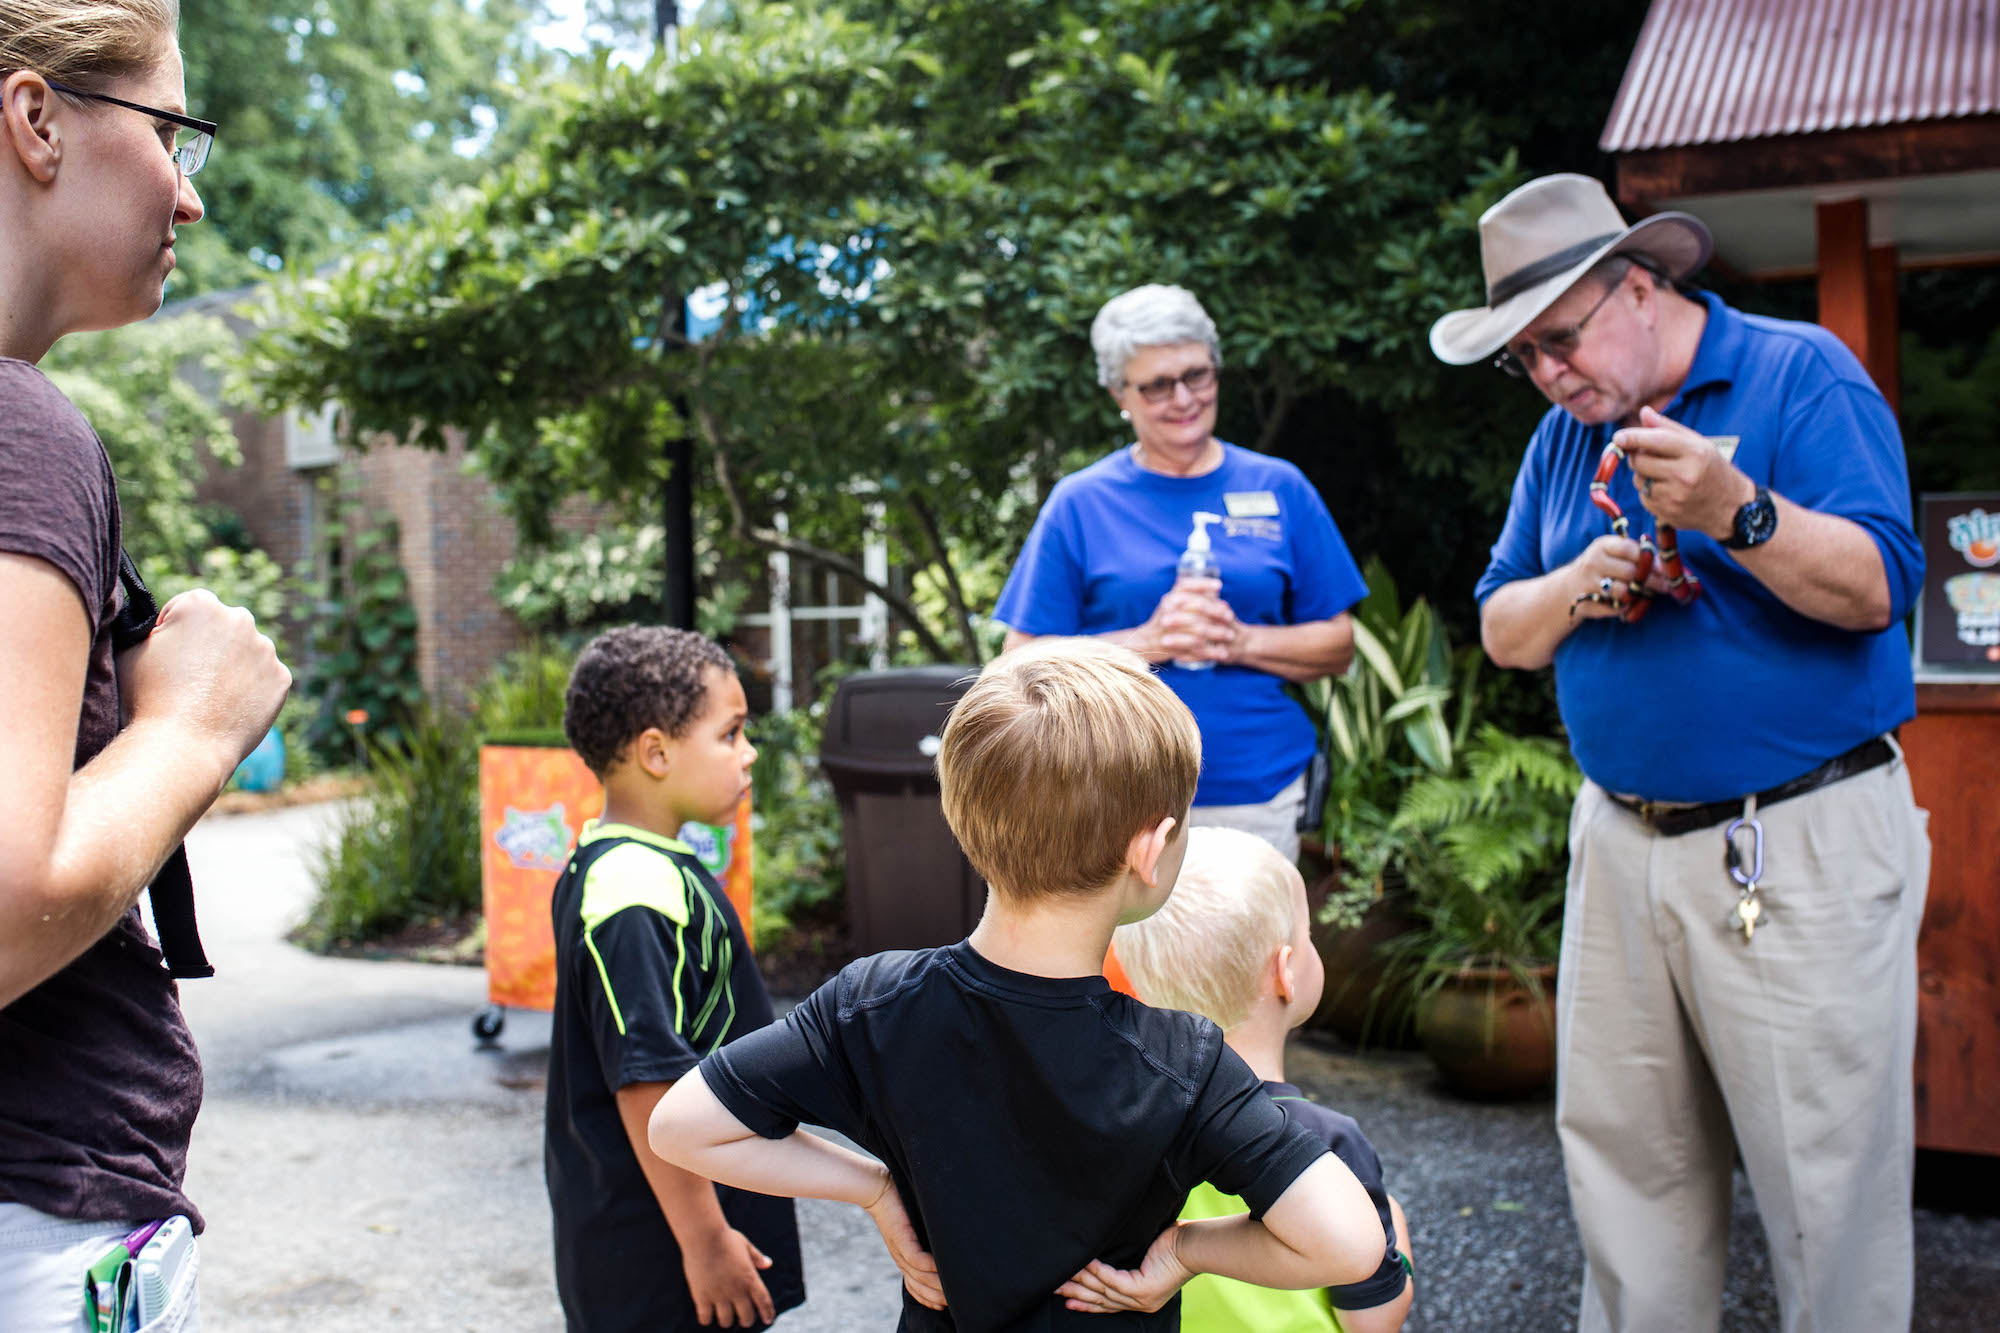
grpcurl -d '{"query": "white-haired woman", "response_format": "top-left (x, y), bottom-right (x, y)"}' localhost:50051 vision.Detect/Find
top-left (994, 285), bottom-right (1364, 862)
top-left (1, 2), bottom-right (289, 1325)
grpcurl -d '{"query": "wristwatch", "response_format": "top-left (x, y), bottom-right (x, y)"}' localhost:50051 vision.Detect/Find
top-left (1723, 485), bottom-right (1777, 550)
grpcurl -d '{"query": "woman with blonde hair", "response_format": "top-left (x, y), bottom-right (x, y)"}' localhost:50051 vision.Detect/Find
top-left (0, 2), bottom-right (290, 1325)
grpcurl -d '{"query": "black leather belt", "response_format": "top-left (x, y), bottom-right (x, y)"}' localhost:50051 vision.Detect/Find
top-left (1605, 736), bottom-right (1896, 838)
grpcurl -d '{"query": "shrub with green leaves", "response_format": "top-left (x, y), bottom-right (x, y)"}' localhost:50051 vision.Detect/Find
top-left (308, 504), bottom-right (423, 754)
top-left (1296, 560), bottom-right (1478, 930)
top-left (747, 703), bottom-right (845, 949)
top-left (142, 545), bottom-right (293, 648)
top-left (495, 524), bottom-right (747, 639)
top-left (468, 640), bottom-right (577, 740)
top-left (1380, 725), bottom-right (1582, 999)
top-left (298, 711), bottom-right (481, 949)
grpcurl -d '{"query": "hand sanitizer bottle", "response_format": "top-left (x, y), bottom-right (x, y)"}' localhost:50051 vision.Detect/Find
top-left (1173, 511), bottom-right (1224, 671)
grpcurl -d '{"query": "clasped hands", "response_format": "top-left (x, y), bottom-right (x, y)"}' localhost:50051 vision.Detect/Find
top-left (1143, 577), bottom-right (1240, 665)
top-left (1568, 406), bottom-right (1759, 622)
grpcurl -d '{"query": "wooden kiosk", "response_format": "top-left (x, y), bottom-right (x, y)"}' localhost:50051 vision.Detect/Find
top-left (1603, 0), bottom-right (2000, 1155)
top-left (1902, 497), bottom-right (2000, 1156)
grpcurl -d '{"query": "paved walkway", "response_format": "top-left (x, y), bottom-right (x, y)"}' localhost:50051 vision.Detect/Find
top-left (176, 802), bottom-right (2000, 1331)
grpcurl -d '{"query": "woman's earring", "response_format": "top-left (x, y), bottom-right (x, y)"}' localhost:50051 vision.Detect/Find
top-left (1119, 409), bottom-right (1132, 422)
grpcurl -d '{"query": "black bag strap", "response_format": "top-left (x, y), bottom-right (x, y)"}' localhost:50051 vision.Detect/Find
top-left (112, 552), bottom-right (214, 980)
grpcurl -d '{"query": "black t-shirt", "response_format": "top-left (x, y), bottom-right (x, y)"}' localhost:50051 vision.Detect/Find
top-left (701, 941), bottom-right (1329, 1333)
top-left (1264, 1083), bottom-right (1405, 1310)
top-left (545, 822), bottom-right (803, 1333)
top-left (0, 359), bottom-right (205, 1231)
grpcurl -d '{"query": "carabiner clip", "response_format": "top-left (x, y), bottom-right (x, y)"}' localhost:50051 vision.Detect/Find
top-left (1724, 815), bottom-right (1764, 887)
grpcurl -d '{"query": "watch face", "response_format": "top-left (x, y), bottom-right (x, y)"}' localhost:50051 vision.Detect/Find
top-left (1736, 489), bottom-right (1777, 547)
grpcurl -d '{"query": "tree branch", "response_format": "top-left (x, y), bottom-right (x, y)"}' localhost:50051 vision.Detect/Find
top-left (690, 396), bottom-right (959, 663)
top-left (907, 490), bottom-right (983, 663)
top-left (1255, 372), bottom-right (1296, 454)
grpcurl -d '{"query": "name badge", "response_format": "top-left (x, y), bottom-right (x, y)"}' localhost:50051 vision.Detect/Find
top-left (1224, 491), bottom-right (1279, 518)
top-left (1706, 435), bottom-right (1740, 462)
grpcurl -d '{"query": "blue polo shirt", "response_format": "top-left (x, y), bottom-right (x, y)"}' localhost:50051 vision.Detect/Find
top-left (995, 442), bottom-right (1366, 806)
top-left (1475, 292), bottom-right (1921, 803)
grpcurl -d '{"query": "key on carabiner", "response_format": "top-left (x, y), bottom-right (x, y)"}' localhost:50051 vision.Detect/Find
top-left (1724, 815), bottom-right (1764, 942)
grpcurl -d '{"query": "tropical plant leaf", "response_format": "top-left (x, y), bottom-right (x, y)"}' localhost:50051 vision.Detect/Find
top-left (1409, 711), bottom-right (1455, 774)
top-left (1350, 619), bottom-right (1405, 696)
top-left (1326, 694), bottom-right (1359, 765)
top-left (1394, 602), bottom-right (1430, 681)
top-left (1381, 684), bottom-right (1451, 724)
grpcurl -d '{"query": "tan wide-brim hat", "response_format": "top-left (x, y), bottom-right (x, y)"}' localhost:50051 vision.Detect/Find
top-left (1428, 173), bottom-right (1714, 366)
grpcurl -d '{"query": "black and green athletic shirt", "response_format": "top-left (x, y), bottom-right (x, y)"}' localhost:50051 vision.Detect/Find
top-left (545, 819), bottom-right (802, 1333)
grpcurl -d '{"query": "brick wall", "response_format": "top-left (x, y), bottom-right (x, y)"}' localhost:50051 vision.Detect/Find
top-left (353, 431), bottom-right (528, 707)
top-left (195, 416), bottom-right (538, 708)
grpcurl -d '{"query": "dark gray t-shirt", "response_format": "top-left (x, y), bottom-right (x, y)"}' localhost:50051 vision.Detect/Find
top-left (0, 358), bottom-right (205, 1230)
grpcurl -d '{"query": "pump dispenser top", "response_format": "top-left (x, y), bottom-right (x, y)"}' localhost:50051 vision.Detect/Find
top-left (1173, 512), bottom-right (1224, 670)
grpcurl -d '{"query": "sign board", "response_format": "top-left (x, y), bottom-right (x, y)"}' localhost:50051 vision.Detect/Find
top-left (1916, 492), bottom-right (2000, 676)
top-left (478, 744), bottom-right (755, 1012)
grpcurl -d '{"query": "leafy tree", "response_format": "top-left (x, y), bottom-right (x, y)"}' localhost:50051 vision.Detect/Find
top-left (239, 0), bottom-right (1536, 662)
top-left (42, 316), bottom-right (239, 570)
top-left (230, 0), bottom-right (2000, 704)
top-left (172, 0), bottom-right (552, 295)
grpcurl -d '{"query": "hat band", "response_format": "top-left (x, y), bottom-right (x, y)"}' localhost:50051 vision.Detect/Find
top-left (1486, 232), bottom-right (1620, 306)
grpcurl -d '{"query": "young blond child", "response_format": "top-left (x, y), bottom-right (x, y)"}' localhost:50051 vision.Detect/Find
top-left (545, 626), bottom-right (802, 1331)
top-left (1114, 828), bottom-right (1415, 1333)
top-left (649, 638), bottom-right (1388, 1329)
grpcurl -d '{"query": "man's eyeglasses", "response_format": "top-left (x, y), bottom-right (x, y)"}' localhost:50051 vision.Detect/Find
top-left (1129, 364), bottom-right (1218, 403)
top-left (1493, 279), bottom-right (1622, 379)
top-left (45, 79), bottom-right (215, 177)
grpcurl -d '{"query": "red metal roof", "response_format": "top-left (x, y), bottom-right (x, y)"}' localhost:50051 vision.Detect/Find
top-left (1602, 0), bottom-right (2000, 151)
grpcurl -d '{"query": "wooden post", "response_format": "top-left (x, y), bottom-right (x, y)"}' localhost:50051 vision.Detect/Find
top-left (1815, 198), bottom-right (1871, 368)
top-left (1867, 243), bottom-right (1901, 412)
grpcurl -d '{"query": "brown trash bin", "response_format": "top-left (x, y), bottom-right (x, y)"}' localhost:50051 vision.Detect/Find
top-left (819, 667), bottom-right (983, 955)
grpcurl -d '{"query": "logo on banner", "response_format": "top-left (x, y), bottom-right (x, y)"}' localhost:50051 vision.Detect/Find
top-left (1947, 508), bottom-right (2000, 567)
top-left (494, 803), bottom-right (573, 870)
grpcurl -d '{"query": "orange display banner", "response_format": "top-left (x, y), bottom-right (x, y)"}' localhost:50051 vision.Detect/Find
top-left (478, 744), bottom-right (755, 1012)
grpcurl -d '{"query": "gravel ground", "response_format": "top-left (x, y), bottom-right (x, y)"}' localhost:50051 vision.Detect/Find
top-left (1280, 1032), bottom-right (2000, 1331)
top-left (175, 802), bottom-right (2000, 1332)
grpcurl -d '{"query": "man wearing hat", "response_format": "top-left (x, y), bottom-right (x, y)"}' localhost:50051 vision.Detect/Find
top-left (1436, 173), bottom-right (1930, 1332)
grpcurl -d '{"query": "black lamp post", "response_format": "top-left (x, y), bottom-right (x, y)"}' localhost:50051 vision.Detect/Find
top-left (655, 0), bottom-right (697, 630)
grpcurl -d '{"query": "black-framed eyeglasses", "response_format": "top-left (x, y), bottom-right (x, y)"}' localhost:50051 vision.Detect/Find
top-left (1129, 364), bottom-right (1218, 404)
top-left (1492, 278), bottom-right (1622, 379)
top-left (44, 78), bottom-right (215, 177)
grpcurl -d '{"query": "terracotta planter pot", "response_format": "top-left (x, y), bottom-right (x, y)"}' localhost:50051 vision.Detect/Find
top-left (1416, 963), bottom-right (1557, 1100)
top-left (1303, 855), bottom-right (1421, 1049)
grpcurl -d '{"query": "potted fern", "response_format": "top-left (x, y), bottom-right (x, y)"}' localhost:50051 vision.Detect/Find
top-left (1377, 724), bottom-right (1581, 1098)
top-left (1294, 563), bottom-right (1475, 1045)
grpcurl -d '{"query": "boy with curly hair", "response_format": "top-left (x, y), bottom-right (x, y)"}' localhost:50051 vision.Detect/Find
top-left (546, 626), bottom-right (802, 1331)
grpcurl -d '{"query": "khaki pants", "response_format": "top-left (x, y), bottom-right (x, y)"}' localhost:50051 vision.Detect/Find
top-left (1191, 770), bottom-right (1307, 865)
top-left (1557, 753), bottom-right (1929, 1333)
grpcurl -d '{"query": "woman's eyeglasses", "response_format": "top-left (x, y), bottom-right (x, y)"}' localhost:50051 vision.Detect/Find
top-left (44, 79), bottom-right (215, 177)
top-left (1129, 364), bottom-right (1218, 403)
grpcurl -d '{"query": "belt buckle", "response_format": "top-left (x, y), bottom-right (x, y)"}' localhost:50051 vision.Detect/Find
top-left (1634, 799), bottom-right (1665, 832)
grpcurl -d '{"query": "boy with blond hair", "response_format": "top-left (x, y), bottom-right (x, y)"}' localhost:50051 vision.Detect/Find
top-left (650, 638), bottom-right (1388, 1331)
top-left (546, 626), bottom-right (802, 1331)
top-left (1115, 828), bottom-right (1414, 1333)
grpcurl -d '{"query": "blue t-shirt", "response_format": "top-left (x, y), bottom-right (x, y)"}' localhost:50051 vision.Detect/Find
top-left (1474, 292), bottom-right (1922, 803)
top-left (994, 442), bottom-right (1366, 805)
